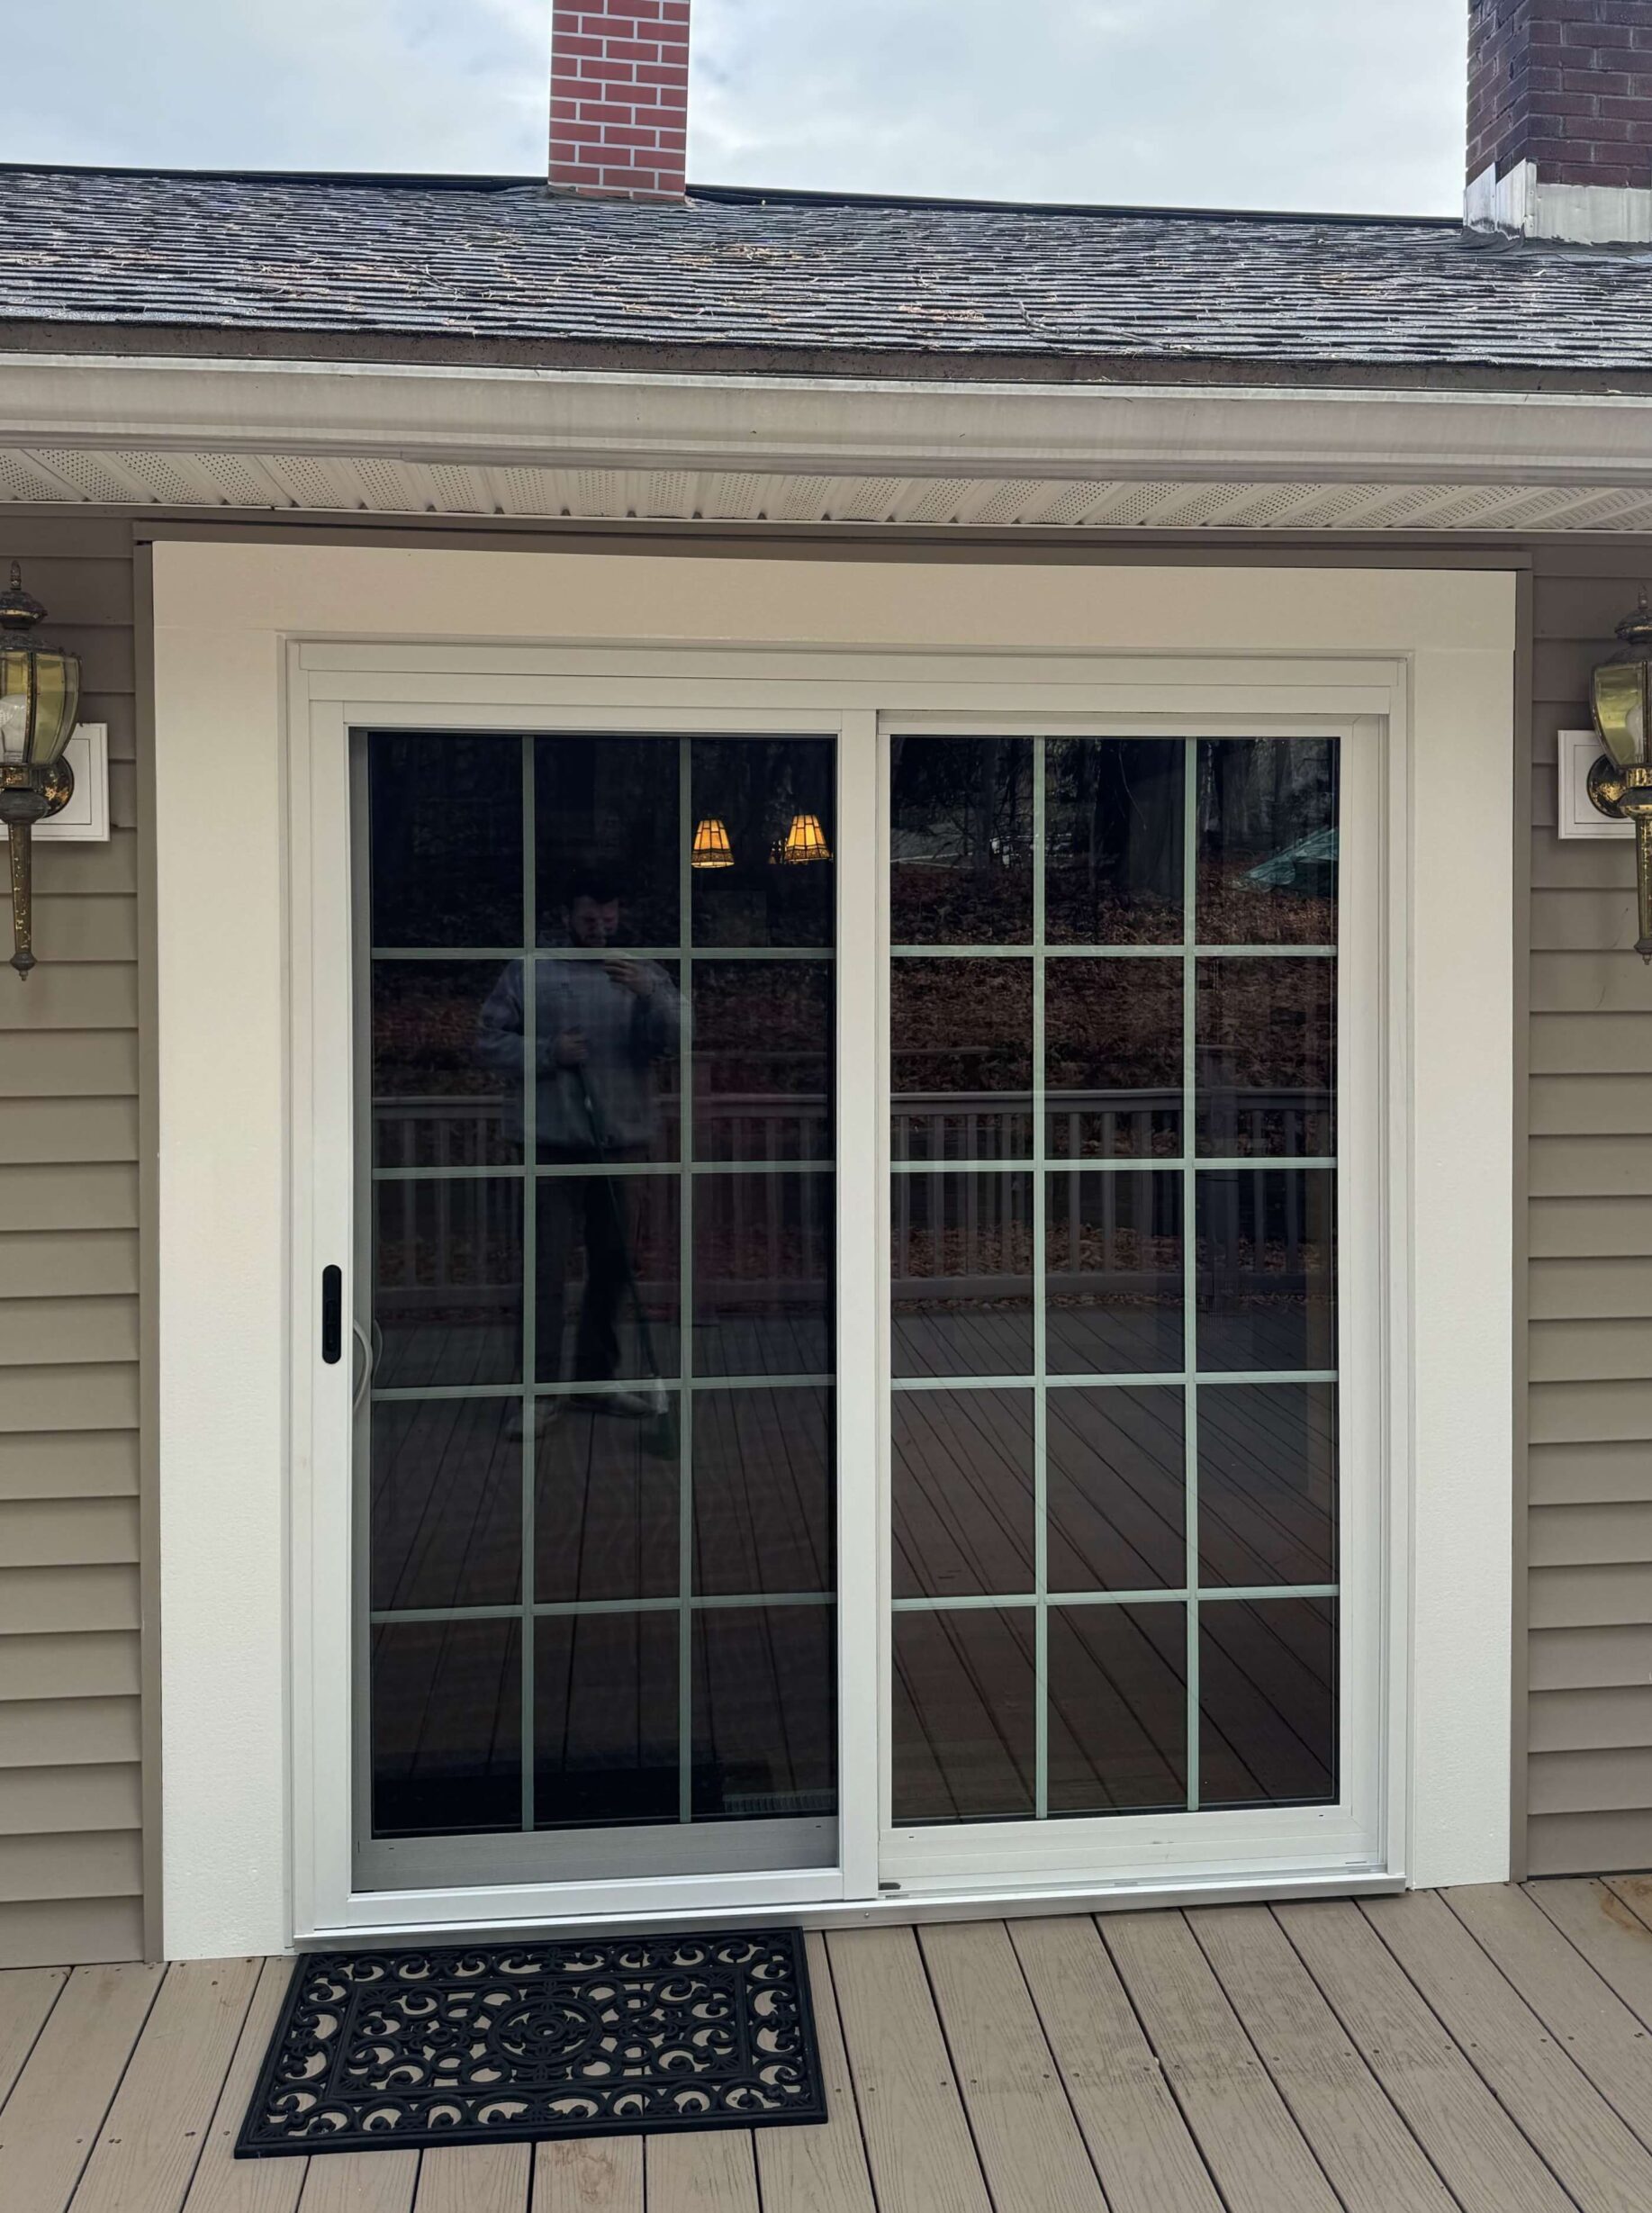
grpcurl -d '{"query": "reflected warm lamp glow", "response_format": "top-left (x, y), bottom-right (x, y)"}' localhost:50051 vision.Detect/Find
top-left (779, 812), bottom-right (831, 864)
top-left (691, 817), bottom-right (734, 869)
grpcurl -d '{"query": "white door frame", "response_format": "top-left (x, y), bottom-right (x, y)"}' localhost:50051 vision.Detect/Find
top-left (149, 545), bottom-right (1515, 1957)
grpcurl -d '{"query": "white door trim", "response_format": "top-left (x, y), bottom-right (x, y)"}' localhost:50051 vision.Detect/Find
top-left (149, 545), bottom-right (1514, 1957)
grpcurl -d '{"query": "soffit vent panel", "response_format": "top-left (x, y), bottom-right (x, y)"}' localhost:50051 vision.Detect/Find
top-left (12, 447), bottom-right (1652, 532)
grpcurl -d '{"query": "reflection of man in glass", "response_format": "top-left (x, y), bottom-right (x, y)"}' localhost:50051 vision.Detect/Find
top-left (478, 866), bottom-right (682, 1422)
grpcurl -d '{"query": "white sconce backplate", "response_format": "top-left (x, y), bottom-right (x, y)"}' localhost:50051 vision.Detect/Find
top-left (0, 723), bottom-right (109, 844)
top-left (1557, 726), bottom-right (1635, 841)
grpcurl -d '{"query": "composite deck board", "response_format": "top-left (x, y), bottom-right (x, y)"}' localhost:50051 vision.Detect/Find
top-left (1275, 1898), bottom-right (1575, 2213)
top-left (826, 1926), bottom-right (992, 2213)
top-left (753, 1933), bottom-right (875, 2213)
top-left (1444, 1881), bottom-right (1652, 2151)
top-left (1362, 1889), bottom-right (1652, 2213)
top-left (532, 2137), bottom-right (643, 2213)
top-left (294, 2150), bottom-right (420, 2213)
top-left (645, 2130), bottom-right (760, 2213)
top-left (1525, 1876), bottom-right (1652, 2031)
top-left (0, 1960), bottom-right (164, 2213)
top-left (0, 1967), bottom-right (67, 2110)
top-left (411, 2144), bottom-right (530, 2213)
top-left (68, 1956), bottom-right (262, 2213)
top-left (15, 1888), bottom-right (1652, 2211)
top-left (1008, 1914), bottom-right (1223, 2213)
top-left (918, 1919), bottom-right (1109, 2213)
top-left (1187, 1902), bottom-right (1455, 2213)
top-left (1102, 1909), bottom-right (1341, 2213)
top-left (178, 1957), bottom-right (304, 2213)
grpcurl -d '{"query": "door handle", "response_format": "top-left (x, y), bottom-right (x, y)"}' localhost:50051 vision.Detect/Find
top-left (352, 1319), bottom-right (378, 1414)
top-left (320, 1265), bottom-right (343, 1362)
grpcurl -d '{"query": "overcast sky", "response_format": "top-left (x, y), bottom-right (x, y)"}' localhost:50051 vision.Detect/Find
top-left (11, 0), bottom-right (1467, 215)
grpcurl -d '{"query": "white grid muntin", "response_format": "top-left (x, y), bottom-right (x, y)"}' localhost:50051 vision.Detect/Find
top-left (883, 729), bottom-right (1342, 1834)
top-left (354, 722), bottom-right (845, 1880)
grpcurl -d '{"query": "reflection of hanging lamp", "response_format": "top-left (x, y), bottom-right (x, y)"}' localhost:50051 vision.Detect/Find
top-left (691, 817), bottom-right (734, 869)
top-left (779, 812), bottom-right (831, 864)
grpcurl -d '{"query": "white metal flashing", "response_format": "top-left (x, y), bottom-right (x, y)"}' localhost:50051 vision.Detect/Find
top-left (1468, 158), bottom-right (1652, 247)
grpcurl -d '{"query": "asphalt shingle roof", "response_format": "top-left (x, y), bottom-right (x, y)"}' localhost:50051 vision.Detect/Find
top-left (4, 163), bottom-right (1652, 371)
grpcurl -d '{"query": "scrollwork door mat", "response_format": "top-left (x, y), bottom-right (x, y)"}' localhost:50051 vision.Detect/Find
top-left (235, 1928), bottom-right (824, 2157)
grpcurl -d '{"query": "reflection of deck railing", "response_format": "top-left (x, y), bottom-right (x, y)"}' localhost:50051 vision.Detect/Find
top-left (375, 1089), bottom-right (1328, 1311)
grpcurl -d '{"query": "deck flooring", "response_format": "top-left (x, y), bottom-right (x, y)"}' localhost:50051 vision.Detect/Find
top-left (9, 1881), bottom-right (1652, 2210)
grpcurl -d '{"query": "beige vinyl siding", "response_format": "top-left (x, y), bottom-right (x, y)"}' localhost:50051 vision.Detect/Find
top-left (1527, 547), bottom-right (1652, 1878)
top-left (0, 523), bottom-right (143, 1968)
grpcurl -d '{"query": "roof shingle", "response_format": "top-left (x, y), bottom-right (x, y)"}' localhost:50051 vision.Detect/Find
top-left (3, 164), bottom-right (1651, 371)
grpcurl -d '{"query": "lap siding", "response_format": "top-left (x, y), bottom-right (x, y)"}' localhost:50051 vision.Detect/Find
top-left (0, 529), bottom-right (142, 1971)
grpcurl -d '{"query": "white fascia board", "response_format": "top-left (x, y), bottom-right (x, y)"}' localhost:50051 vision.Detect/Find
top-left (6, 348), bottom-right (1652, 492)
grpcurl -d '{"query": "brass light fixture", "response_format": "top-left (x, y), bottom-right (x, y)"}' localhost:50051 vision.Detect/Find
top-left (1589, 589), bottom-right (1652, 962)
top-left (0, 564), bottom-right (80, 980)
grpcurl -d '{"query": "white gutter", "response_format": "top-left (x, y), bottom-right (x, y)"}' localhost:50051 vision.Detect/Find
top-left (5, 349), bottom-right (1652, 489)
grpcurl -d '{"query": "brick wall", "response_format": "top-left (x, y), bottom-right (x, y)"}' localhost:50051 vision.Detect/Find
top-left (1468, 0), bottom-right (1652, 191)
top-left (549, 0), bottom-right (691, 202)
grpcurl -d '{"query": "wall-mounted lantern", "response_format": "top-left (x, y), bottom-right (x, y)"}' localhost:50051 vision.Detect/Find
top-left (0, 565), bottom-right (80, 980)
top-left (1589, 591), bottom-right (1652, 963)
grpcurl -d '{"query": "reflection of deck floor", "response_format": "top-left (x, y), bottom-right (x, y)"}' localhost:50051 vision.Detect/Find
top-left (372, 1377), bottom-right (1334, 1826)
top-left (12, 1882), bottom-right (1652, 2212)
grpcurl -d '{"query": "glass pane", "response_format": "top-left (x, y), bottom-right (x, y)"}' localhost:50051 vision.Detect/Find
top-left (890, 958), bottom-right (1033, 1162)
top-left (1047, 1604), bottom-right (1187, 1814)
top-left (528, 953), bottom-right (682, 1168)
top-left (536, 736), bottom-right (679, 948)
top-left (892, 1170), bottom-right (1034, 1378)
top-left (373, 962), bottom-right (519, 1169)
top-left (1198, 1383), bottom-right (1337, 1589)
top-left (693, 1387), bottom-right (834, 1597)
top-left (691, 738), bottom-right (835, 949)
top-left (1196, 1169), bottom-right (1336, 1373)
top-left (375, 1177), bottom-right (522, 1389)
top-left (1046, 737), bottom-right (1184, 945)
top-left (534, 1396), bottom-right (680, 1604)
top-left (892, 1389), bottom-right (1034, 1600)
top-left (372, 1619), bottom-right (521, 1837)
top-left (1197, 737), bottom-right (1338, 946)
top-left (1045, 1170), bottom-right (1183, 1377)
top-left (369, 732), bottom-right (522, 949)
top-left (1196, 958), bottom-right (1335, 1159)
top-left (691, 1605), bottom-right (836, 1820)
top-left (370, 1399), bottom-right (522, 1612)
top-left (535, 1172), bottom-right (680, 1387)
top-left (892, 1609), bottom-right (1036, 1823)
top-left (1045, 958), bottom-right (1183, 1160)
top-left (534, 1612), bottom-right (678, 1828)
top-left (1199, 1597), bottom-right (1338, 1807)
top-left (693, 961), bottom-right (832, 1163)
top-left (889, 736), bottom-right (1034, 945)
top-left (1046, 1387), bottom-right (1184, 1593)
top-left (693, 1170), bottom-right (832, 1377)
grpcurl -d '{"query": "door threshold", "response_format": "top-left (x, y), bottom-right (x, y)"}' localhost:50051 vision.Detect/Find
top-left (299, 1863), bottom-right (1404, 1948)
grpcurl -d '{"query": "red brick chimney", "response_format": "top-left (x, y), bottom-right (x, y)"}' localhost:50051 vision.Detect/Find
top-left (549, 0), bottom-right (691, 202)
top-left (1467, 0), bottom-right (1652, 242)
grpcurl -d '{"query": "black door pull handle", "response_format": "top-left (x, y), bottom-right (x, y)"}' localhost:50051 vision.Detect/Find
top-left (321, 1265), bottom-right (343, 1363)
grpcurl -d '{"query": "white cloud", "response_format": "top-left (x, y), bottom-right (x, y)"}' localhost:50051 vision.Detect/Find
top-left (7, 0), bottom-right (1466, 216)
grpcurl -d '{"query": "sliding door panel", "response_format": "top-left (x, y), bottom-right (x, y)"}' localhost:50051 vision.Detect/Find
top-left (889, 732), bottom-right (1341, 1838)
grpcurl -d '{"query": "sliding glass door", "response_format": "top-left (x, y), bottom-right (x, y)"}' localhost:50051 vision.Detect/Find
top-left (356, 728), bottom-right (841, 1888)
top-left (885, 730), bottom-right (1347, 1867)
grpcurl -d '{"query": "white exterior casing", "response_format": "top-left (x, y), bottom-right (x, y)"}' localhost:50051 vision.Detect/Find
top-left (149, 544), bottom-right (1517, 1957)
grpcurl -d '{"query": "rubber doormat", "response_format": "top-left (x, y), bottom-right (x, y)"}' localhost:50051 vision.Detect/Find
top-left (235, 1928), bottom-right (825, 2156)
